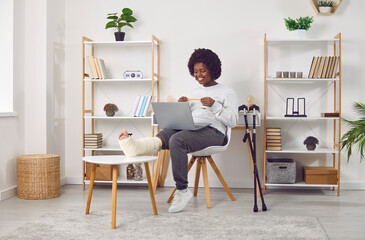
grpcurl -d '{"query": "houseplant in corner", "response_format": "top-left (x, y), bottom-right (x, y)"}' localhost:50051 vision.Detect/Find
top-left (304, 136), bottom-right (319, 150)
top-left (284, 16), bottom-right (314, 39)
top-left (341, 102), bottom-right (365, 162)
top-left (105, 8), bottom-right (137, 41)
top-left (318, 0), bottom-right (333, 13)
top-left (104, 103), bottom-right (118, 117)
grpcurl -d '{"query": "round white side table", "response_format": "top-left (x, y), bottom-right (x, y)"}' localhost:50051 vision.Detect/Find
top-left (83, 155), bottom-right (158, 229)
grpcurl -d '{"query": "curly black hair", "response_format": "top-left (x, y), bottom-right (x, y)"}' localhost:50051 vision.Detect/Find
top-left (187, 48), bottom-right (222, 80)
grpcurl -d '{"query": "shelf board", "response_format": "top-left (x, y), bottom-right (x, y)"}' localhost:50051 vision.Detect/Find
top-left (266, 38), bottom-right (339, 45)
top-left (265, 181), bottom-right (337, 187)
top-left (85, 179), bottom-right (148, 184)
top-left (84, 147), bottom-right (122, 151)
top-left (266, 116), bottom-right (339, 120)
top-left (266, 148), bottom-right (338, 154)
top-left (84, 78), bottom-right (154, 82)
top-left (266, 78), bottom-right (338, 83)
top-left (84, 116), bottom-right (152, 119)
top-left (84, 40), bottom-right (154, 47)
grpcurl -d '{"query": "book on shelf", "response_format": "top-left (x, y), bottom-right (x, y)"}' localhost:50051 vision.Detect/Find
top-left (266, 131), bottom-right (281, 136)
top-left (321, 57), bottom-right (330, 78)
top-left (87, 56), bottom-right (99, 79)
top-left (93, 57), bottom-right (102, 79)
top-left (84, 133), bottom-right (102, 137)
top-left (321, 112), bottom-right (340, 117)
top-left (84, 139), bottom-right (103, 143)
top-left (331, 56), bottom-right (339, 78)
top-left (266, 143), bottom-right (282, 147)
top-left (316, 56), bottom-right (326, 78)
top-left (141, 95), bottom-right (152, 117)
top-left (97, 58), bottom-right (108, 79)
top-left (325, 56), bottom-right (334, 78)
top-left (138, 96), bottom-right (149, 117)
top-left (312, 56), bottom-right (322, 79)
top-left (266, 139), bottom-right (281, 143)
top-left (266, 135), bottom-right (281, 140)
top-left (84, 145), bottom-right (103, 148)
top-left (134, 96), bottom-right (145, 117)
top-left (308, 57), bottom-right (319, 79)
top-left (130, 95), bottom-right (142, 117)
top-left (266, 146), bottom-right (282, 151)
top-left (266, 127), bottom-right (281, 132)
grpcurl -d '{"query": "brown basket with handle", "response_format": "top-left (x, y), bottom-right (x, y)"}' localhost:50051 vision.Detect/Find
top-left (16, 154), bottom-right (60, 199)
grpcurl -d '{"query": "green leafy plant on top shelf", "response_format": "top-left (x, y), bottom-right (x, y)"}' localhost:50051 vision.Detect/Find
top-left (105, 8), bottom-right (137, 32)
top-left (284, 16), bottom-right (314, 31)
top-left (318, 0), bottom-right (333, 7)
top-left (341, 102), bottom-right (365, 162)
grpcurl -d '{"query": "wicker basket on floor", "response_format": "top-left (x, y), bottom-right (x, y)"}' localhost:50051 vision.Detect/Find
top-left (16, 154), bottom-right (60, 199)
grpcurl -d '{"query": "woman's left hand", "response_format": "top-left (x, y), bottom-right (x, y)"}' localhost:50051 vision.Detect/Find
top-left (201, 97), bottom-right (215, 107)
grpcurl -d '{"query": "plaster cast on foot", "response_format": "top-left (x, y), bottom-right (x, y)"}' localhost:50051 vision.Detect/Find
top-left (119, 137), bottom-right (162, 157)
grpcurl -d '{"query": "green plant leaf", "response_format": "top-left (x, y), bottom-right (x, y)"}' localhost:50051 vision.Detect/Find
top-left (105, 21), bottom-right (116, 29)
top-left (125, 15), bottom-right (137, 22)
top-left (341, 102), bottom-right (365, 162)
top-left (122, 8), bottom-right (133, 16)
top-left (107, 16), bottom-right (118, 20)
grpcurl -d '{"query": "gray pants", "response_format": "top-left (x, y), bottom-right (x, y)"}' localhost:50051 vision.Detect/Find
top-left (157, 127), bottom-right (226, 190)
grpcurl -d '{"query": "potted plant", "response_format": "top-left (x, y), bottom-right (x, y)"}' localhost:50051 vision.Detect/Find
top-left (105, 8), bottom-right (137, 41)
top-left (341, 102), bottom-right (365, 162)
top-left (304, 136), bottom-right (319, 150)
top-left (104, 103), bottom-right (118, 117)
top-left (318, 0), bottom-right (333, 13)
top-left (284, 16), bottom-right (314, 39)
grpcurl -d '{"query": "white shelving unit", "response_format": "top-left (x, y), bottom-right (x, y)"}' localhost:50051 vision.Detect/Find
top-left (263, 33), bottom-right (342, 195)
top-left (82, 35), bottom-right (160, 189)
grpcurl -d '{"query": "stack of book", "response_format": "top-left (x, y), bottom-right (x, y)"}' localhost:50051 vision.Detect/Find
top-left (84, 133), bottom-right (103, 148)
top-left (308, 56), bottom-right (339, 79)
top-left (266, 128), bottom-right (282, 151)
top-left (130, 95), bottom-right (152, 117)
top-left (85, 56), bottom-right (108, 79)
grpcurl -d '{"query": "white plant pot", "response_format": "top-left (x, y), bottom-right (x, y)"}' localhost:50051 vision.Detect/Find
top-left (319, 6), bottom-right (332, 13)
top-left (294, 29), bottom-right (307, 39)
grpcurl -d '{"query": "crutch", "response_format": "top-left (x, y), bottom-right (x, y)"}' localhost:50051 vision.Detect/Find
top-left (249, 105), bottom-right (267, 212)
top-left (238, 104), bottom-right (267, 212)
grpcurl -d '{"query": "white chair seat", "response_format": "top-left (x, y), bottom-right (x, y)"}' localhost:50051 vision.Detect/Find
top-left (190, 128), bottom-right (231, 157)
top-left (167, 127), bottom-right (235, 208)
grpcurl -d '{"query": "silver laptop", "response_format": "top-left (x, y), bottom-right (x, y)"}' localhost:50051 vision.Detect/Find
top-left (151, 102), bottom-right (210, 130)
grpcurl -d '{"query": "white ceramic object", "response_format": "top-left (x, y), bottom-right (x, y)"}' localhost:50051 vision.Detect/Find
top-left (294, 29), bottom-right (307, 39)
top-left (319, 6), bottom-right (332, 13)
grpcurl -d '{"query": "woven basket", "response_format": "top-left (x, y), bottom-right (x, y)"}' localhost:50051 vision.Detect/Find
top-left (17, 154), bottom-right (60, 199)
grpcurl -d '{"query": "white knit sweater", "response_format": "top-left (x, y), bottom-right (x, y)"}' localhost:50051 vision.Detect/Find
top-left (189, 83), bottom-right (238, 134)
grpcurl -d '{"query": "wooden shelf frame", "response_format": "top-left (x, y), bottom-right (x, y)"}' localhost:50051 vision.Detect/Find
top-left (309, 0), bottom-right (342, 16)
top-left (81, 35), bottom-right (160, 190)
top-left (263, 33), bottom-right (342, 196)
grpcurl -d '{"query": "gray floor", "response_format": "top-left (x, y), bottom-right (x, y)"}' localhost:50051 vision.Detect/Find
top-left (0, 185), bottom-right (364, 239)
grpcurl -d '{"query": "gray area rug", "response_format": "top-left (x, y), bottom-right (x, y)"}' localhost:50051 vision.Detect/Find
top-left (1, 210), bottom-right (327, 240)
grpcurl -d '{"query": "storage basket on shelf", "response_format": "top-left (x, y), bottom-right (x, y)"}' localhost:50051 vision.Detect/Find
top-left (266, 158), bottom-right (296, 184)
top-left (16, 154), bottom-right (60, 199)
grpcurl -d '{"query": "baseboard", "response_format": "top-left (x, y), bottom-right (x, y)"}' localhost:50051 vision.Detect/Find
top-left (340, 181), bottom-right (365, 190)
top-left (60, 176), bottom-right (67, 186)
top-left (66, 177), bottom-right (83, 185)
top-left (0, 185), bottom-right (17, 201)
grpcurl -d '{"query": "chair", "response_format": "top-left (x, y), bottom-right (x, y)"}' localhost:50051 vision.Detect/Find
top-left (167, 128), bottom-right (235, 208)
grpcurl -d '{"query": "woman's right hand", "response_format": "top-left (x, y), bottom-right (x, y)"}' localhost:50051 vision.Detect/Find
top-left (178, 96), bottom-right (188, 102)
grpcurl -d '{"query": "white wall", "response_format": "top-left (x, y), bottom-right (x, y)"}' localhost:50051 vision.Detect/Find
top-left (0, 0), bottom-right (66, 201)
top-left (63, 0), bottom-right (365, 189)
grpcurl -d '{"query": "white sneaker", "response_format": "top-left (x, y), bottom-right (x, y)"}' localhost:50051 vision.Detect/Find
top-left (168, 188), bottom-right (193, 213)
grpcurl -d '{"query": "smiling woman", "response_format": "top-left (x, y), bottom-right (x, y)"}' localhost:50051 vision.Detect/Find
top-left (0, 0), bottom-right (15, 116)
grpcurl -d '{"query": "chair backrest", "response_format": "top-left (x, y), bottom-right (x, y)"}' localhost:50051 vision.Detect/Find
top-left (190, 127), bottom-right (232, 157)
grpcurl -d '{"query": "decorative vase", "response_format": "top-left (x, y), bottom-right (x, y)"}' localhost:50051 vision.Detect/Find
top-left (134, 163), bottom-right (143, 181)
top-left (319, 6), bottom-right (332, 13)
top-left (105, 109), bottom-right (115, 117)
top-left (294, 29), bottom-right (307, 39)
top-left (114, 32), bottom-right (125, 41)
top-left (126, 164), bottom-right (135, 180)
top-left (306, 144), bottom-right (316, 150)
